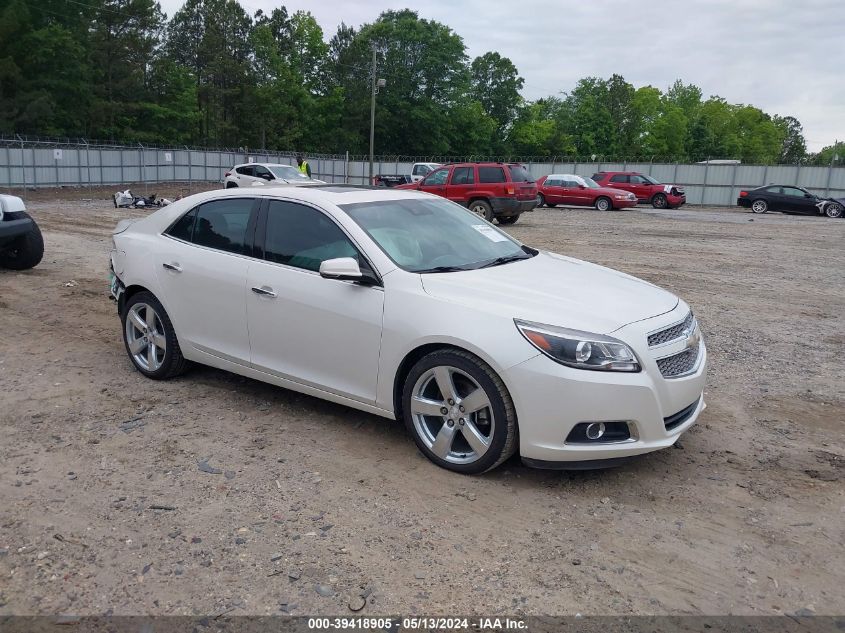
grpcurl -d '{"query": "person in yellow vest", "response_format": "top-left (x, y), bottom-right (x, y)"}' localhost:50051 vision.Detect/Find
top-left (296, 154), bottom-right (312, 178)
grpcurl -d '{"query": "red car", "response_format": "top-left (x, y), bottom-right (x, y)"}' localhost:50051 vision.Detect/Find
top-left (592, 171), bottom-right (686, 208)
top-left (396, 162), bottom-right (537, 224)
top-left (536, 174), bottom-right (637, 211)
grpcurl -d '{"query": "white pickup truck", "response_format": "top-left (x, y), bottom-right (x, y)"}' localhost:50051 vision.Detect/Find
top-left (0, 194), bottom-right (43, 270)
top-left (373, 162), bottom-right (441, 187)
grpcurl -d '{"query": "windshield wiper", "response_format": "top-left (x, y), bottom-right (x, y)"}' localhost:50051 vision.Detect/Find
top-left (477, 254), bottom-right (531, 269)
top-left (415, 265), bottom-right (469, 274)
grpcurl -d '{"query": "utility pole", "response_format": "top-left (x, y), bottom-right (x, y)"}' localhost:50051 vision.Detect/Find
top-left (369, 43), bottom-right (377, 184)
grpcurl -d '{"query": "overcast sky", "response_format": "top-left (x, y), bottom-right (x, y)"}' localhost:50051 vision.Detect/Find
top-left (160, 0), bottom-right (845, 152)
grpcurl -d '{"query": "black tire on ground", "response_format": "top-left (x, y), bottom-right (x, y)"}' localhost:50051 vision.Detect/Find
top-left (547, 203), bottom-right (557, 208)
top-left (401, 349), bottom-right (518, 474)
top-left (536, 194), bottom-right (545, 208)
top-left (497, 215), bottom-right (519, 225)
top-left (824, 202), bottom-right (843, 218)
top-left (121, 291), bottom-right (189, 380)
top-left (469, 200), bottom-right (494, 222)
top-left (226, 182), bottom-right (238, 188)
top-left (651, 193), bottom-right (668, 209)
top-left (595, 197), bottom-right (612, 212)
top-left (751, 199), bottom-right (768, 214)
top-left (0, 212), bottom-right (44, 270)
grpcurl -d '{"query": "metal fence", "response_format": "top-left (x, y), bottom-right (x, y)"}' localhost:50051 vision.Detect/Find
top-left (1, 137), bottom-right (844, 205)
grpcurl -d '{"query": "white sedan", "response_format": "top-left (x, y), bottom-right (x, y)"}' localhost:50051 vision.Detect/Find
top-left (109, 186), bottom-right (707, 474)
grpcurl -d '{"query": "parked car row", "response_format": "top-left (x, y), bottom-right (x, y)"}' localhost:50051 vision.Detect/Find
top-left (737, 185), bottom-right (844, 218)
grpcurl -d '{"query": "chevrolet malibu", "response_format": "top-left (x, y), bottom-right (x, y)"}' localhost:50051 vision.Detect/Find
top-left (109, 186), bottom-right (707, 474)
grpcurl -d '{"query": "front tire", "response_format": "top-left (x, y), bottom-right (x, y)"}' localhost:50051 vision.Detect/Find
top-left (651, 193), bottom-right (668, 209)
top-left (824, 202), bottom-right (843, 218)
top-left (469, 200), bottom-right (494, 222)
top-left (402, 349), bottom-right (517, 474)
top-left (0, 213), bottom-right (44, 270)
top-left (595, 197), bottom-right (612, 211)
top-left (536, 193), bottom-right (545, 208)
top-left (121, 291), bottom-right (188, 380)
top-left (751, 199), bottom-right (768, 213)
top-left (497, 215), bottom-right (519, 225)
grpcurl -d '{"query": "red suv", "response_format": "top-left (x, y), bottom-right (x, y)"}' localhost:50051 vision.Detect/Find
top-left (396, 162), bottom-right (538, 224)
top-left (591, 171), bottom-right (686, 208)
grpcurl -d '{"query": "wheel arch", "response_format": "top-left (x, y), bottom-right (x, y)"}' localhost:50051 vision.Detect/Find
top-left (391, 342), bottom-right (516, 424)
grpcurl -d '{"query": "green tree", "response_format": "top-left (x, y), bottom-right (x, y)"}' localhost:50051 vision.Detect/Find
top-left (773, 115), bottom-right (807, 163)
top-left (470, 52), bottom-right (523, 133)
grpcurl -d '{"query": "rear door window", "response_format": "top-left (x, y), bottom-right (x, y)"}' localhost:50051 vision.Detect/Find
top-left (478, 167), bottom-right (506, 183)
top-left (167, 208), bottom-right (198, 242)
top-left (450, 167), bottom-right (475, 185)
top-left (193, 198), bottom-right (256, 255)
top-left (236, 166), bottom-right (254, 176)
top-left (610, 174), bottom-right (629, 183)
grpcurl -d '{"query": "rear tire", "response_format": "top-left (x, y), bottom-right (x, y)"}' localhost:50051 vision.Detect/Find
top-left (751, 199), bottom-right (768, 213)
top-left (226, 182), bottom-right (238, 189)
top-left (497, 215), bottom-right (519, 225)
top-left (469, 200), bottom-right (494, 222)
top-left (536, 194), bottom-right (545, 208)
top-left (0, 213), bottom-right (44, 270)
top-left (402, 349), bottom-right (517, 474)
top-left (595, 197), bottom-right (612, 211)
top-left (121, 291), bottom-right (188, 380)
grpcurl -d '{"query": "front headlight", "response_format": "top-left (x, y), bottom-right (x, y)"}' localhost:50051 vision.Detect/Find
top-left (515, 319), bottom-right (640, 372)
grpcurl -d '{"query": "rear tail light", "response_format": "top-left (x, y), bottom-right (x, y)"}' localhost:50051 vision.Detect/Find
top-left (506, 186), bottom-right (515, 195)
top-left (739, 190), bottom-right (748, 197)
top-left (224, 171), bottom-right (231, 177)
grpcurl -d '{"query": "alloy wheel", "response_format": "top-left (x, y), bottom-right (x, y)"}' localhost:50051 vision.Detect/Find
top-left (410, 366), bottom-right (495, 465)
top-left (751, 200), bottom-right (768, 213)
top-left (125, 302), bottom-right (167, 372)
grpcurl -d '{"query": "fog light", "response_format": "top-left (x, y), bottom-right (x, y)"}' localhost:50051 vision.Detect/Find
top-left (585, 422), bottom-right (606, 440)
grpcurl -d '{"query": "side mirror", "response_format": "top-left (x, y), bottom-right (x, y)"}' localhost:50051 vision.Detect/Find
top-left (320, 257), bottom-right (363, 281)
top-left (578, 184), bottom-right (586, 189)
top-left (262, 173), bottom-right (273, 181)
top-left (804, 192), bottom-right (813, 198)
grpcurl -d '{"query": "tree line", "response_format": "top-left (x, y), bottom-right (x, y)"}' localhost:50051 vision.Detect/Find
top-left (0, 0), bottom-right (840, 164)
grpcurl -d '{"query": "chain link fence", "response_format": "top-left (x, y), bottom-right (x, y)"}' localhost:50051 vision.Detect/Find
top-left (2, 135), bottom-right (844, 205)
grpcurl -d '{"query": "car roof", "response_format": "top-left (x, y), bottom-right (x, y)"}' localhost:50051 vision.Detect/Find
top-left (546, 174), bottom-right (586, 179)
top-left (234, 162), bottom-right (295, 168)
top-left (594, 171), bottom-right (641, 175)
top-left (187, 184), bottom-right (434, 207)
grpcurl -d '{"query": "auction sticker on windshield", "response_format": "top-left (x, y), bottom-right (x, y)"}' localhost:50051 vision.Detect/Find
top-left (472, 224), bottom-right (509, 242)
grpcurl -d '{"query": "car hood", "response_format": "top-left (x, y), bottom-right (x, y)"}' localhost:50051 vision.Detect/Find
top-left (420, 251), bottom-right (678, 334)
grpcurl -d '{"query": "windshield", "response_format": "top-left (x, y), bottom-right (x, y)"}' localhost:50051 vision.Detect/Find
top-left (576, 176), bottom-right (601, 188)
top-left (340, 198), bottom-right (533, 273)
top-left (269, 165), bottom-right (311, 180)
top-left (641, 174), bottom-right (660, 185)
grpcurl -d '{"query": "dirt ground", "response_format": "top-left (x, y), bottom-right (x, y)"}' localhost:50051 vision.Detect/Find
top-left (1, 185), bottom-right (843, 618)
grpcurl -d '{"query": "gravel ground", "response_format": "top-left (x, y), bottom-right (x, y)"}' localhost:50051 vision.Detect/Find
top-left (0, 187), bottom-right (843, 617)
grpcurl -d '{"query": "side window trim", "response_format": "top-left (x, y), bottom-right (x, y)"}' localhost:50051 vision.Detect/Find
top-left (257, 199), bottom-right (382, 286)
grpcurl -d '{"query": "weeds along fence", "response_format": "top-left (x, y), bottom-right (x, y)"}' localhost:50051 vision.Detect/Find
top-left (1, 136), bottom-right (844, 205)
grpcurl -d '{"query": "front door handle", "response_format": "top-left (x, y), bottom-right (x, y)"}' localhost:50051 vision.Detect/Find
top-left (162, 262), bottom-right (182, 272)
top-left (251, 286), bottom-right (277, 298)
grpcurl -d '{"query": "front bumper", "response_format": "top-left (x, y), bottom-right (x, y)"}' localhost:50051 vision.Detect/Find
top-left (490, 197), bottom-right (537, 216)
top-left (667, 194), bottom-right (686, 208)
top-left (0, 217), bottom-right (35, 246)
top-left (506, 304), bottom-right (707, 465)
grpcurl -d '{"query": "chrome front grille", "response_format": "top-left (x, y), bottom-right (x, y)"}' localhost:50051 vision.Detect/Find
top-left (648, 312), bottom-right (694, 347)
top-left (656, 345), bottom-right (700, 378)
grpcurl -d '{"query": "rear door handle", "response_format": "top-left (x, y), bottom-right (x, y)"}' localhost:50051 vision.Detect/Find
top-left (251, 286), bottom-right (277, 298)
top-left (162, 262), bottom-right (182, 272)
